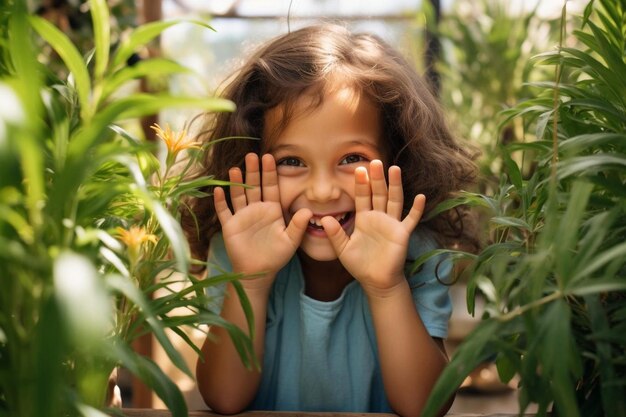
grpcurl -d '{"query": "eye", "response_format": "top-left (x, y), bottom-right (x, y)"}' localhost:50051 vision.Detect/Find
top-left (340, 154), bottom-right (367, 165)
top-left (277, 157), bottom-right (304, 167)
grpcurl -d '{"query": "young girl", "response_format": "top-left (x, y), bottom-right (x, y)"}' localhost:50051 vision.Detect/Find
top-left (184, 23), bottom-right (476, 417)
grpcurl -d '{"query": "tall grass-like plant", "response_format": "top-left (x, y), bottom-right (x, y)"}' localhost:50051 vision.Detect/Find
top-left (0, 1), bottom-right (254, 416)
top-left (436, 0), bottom-right (557, 191)
top-left (422, 1), bottom-right (626, 416)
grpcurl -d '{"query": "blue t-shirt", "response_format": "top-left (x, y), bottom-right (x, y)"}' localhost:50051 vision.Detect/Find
top-left (205, 228), bottom-right (452, 413)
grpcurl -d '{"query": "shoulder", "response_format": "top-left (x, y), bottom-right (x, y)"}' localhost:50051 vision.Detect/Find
top-left (406, 226), bottom-right (451, 287)
top-left (207, 233), bottom-right (231, 270)
top-left (407, 227), bottom-right (439, 259)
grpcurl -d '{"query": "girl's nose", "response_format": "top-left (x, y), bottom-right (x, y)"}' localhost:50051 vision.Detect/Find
top-left (306, 169), bottom-right (341, 202)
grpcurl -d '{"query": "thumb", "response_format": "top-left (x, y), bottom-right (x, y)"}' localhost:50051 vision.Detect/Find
top-left (320, 216), bottom-right (349, 256)
top-left (285, 208), bottom-right (312, 245)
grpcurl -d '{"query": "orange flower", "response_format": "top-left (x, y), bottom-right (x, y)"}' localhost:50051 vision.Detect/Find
top-left (116, 226), bottom-right (157, 252)
top-left (150, 123), bottom-right (201, 155)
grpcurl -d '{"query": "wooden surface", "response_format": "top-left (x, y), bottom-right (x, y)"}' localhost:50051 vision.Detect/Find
top-left (120, 408), bottom-right (527, 417)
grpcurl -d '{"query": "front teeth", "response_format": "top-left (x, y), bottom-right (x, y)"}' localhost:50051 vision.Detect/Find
top-left (309, 218), bottom-right (324, 227)
top-left (308, 213), bottom-right (348, 227)
top-left (334, 213), bottom-right (347, 222)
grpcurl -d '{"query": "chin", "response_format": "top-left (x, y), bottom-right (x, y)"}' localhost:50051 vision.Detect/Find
top-left (299, 238), bottom-right (339, 262)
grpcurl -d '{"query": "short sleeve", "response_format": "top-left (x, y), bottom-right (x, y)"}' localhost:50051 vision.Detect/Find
top-left (406, 229), bottom-right (453, 339)
top-left (204, 233), bottom-right (232, 314)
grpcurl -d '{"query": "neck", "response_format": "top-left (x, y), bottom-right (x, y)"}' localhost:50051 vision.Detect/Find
top-left (298, 250), bottom-right (354, 302)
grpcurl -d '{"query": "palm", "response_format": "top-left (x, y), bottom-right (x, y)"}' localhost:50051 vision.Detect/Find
top-left (338, 211), bottom-right (412, 287)
top-left (221, 201), bottom-right (298, 275)
top-left (215, 154), bottom-right (311, 281)
top-left (321, 161), bottom-right (425, 293)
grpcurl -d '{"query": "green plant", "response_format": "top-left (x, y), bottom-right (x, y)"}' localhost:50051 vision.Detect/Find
top-left (0, 1), bottom-right (255, 416)
top-left (436, 0), bottom-right (558, 191)
top-left (421, 1), bottom-right (626, 416)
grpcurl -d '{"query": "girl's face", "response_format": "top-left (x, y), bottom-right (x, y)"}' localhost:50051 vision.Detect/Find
top-left (264, 85), bottom-right (384, 261)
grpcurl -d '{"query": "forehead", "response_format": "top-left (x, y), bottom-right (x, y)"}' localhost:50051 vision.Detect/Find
top-left (262, 81), bottom-right (381, 147)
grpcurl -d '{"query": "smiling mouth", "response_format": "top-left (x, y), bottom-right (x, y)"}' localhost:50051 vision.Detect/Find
top-left (307, 212), bottom-right (353, 230)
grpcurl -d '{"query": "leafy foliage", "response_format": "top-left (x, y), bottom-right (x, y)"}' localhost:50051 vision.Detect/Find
top-left (0, 1), bottom-right (254, 416)
top-left (422, 1), bottom-right (626, 416)
top-left (437, 0), bottom-right (558, 191)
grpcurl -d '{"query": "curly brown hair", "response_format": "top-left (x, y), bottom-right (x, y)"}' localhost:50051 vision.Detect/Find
top-left (182, 23), bottom-right (479, 266)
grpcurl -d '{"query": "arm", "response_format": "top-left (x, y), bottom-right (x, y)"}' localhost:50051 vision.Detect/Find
top-left (196, 154), bottom-right (311, 414)
top-left (197, 280), bottom-right (271, 414)
top-left (321, 160), bottom-right (452, 417)
top-left (366, 280), bottom-right (451, 417)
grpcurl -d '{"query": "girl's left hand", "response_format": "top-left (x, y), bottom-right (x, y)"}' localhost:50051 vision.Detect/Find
top-left (321, 160), bottom-right (426, 296)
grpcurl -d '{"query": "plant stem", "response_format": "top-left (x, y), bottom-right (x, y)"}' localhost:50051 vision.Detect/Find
top-left (497, 290), bottom-right (562, 322)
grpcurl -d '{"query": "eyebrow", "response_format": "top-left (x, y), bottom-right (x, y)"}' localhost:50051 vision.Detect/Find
top-left (269, 138), bottom-right (381, 153)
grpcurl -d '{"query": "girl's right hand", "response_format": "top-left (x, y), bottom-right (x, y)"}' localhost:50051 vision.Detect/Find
top-left (214, 153), bottom-right (312, 290)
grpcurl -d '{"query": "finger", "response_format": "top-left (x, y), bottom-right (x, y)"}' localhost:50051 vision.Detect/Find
top-left (228, 167), bottom-right (247, 212)
top-left (321, 216), bottom-right (349, 256)
top-left (402, 194), bottom-right (426, 232)
top-left (387, 165), bottom-right (404, 220)
top-left (369, 160), bottom-right (388, 212)
top-left (354, 166), bottom-right (372, 212)
top-left (244, 153), bottom-right (261, 203)
top-left (285, 208), bottom-right (312, 246)
top-left (261, 154), bottom-right (280, 202)
top-left (213, 187), bottom-right (233, 225)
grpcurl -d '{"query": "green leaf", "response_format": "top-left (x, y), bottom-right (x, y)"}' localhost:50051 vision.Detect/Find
top-left (536, 300), bottom-right (581, 417)
top-left (91, 95), bottom-right (234, 131)
top-left (112, 19), bottom-right (215, 69)
top-left (566, 98), bottom-right (625, 124)
top-left (230, 280), bottom-right (256, 341)
top-left (423, 192), bottom-right (495, 221)
top-left (114, 343), bottom-right (188, 417)
top-left (17, 134), bottom-right (45, 229)
top-left (557, 154), bottom-right (626, 179)
top-left (409, 248), bottom-right (476, 275)
top-left (559, 132), bottom-right (626, 155)
top-left (553, 181), bottom-right (593, 287)
top-left (570, 240), bottom-right (626, 285)
top-left (90, 0), bottom-right (110, 82)
top-left (34, 298), bottom-right (66, 417)
top-left (106, 275), bottom-right (193, 378)
top-left (28, 16), bottom-right (91, 121)
top-left (115, 155), bottom-right (190, 273)
top-left (562, 47), bottom-right (626, 98)
top-left (586, 20), bottom-right (626, 80)
top-left (585, 294), bottom-right (626, 416)
top-left (195, 312), bottom-right (258, 370)
top-left (501, 148), bottom-right (523, 190)
top-left (581, 0), bottom-right (596, 28)
top-left (168, 177), bottom-right (231, 199)
top-left (421, 320), bottom-right (501, 417)
top-left (496, 351), bottom-right (517, 384)
top-left (570, 280), bottom-right (626, 296)
top-left (101, 58), bottom-right (191, 102)
top-left (490, 216), bottom-right (532, 231)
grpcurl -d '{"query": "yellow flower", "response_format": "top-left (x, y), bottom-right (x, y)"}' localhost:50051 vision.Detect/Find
top-left (150, 123), bottom-right (201, 156)
top-left (116, 226), bottom-right (158, 252)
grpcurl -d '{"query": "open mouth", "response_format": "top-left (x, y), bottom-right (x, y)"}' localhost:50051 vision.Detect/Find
top-left (307, 212), bottom-right (353, 230)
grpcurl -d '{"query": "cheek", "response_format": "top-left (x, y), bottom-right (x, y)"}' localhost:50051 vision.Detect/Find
top-left (337, 170), bottom-right (357, 197)
top-left (276, 176), bottom-right (296, 210)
